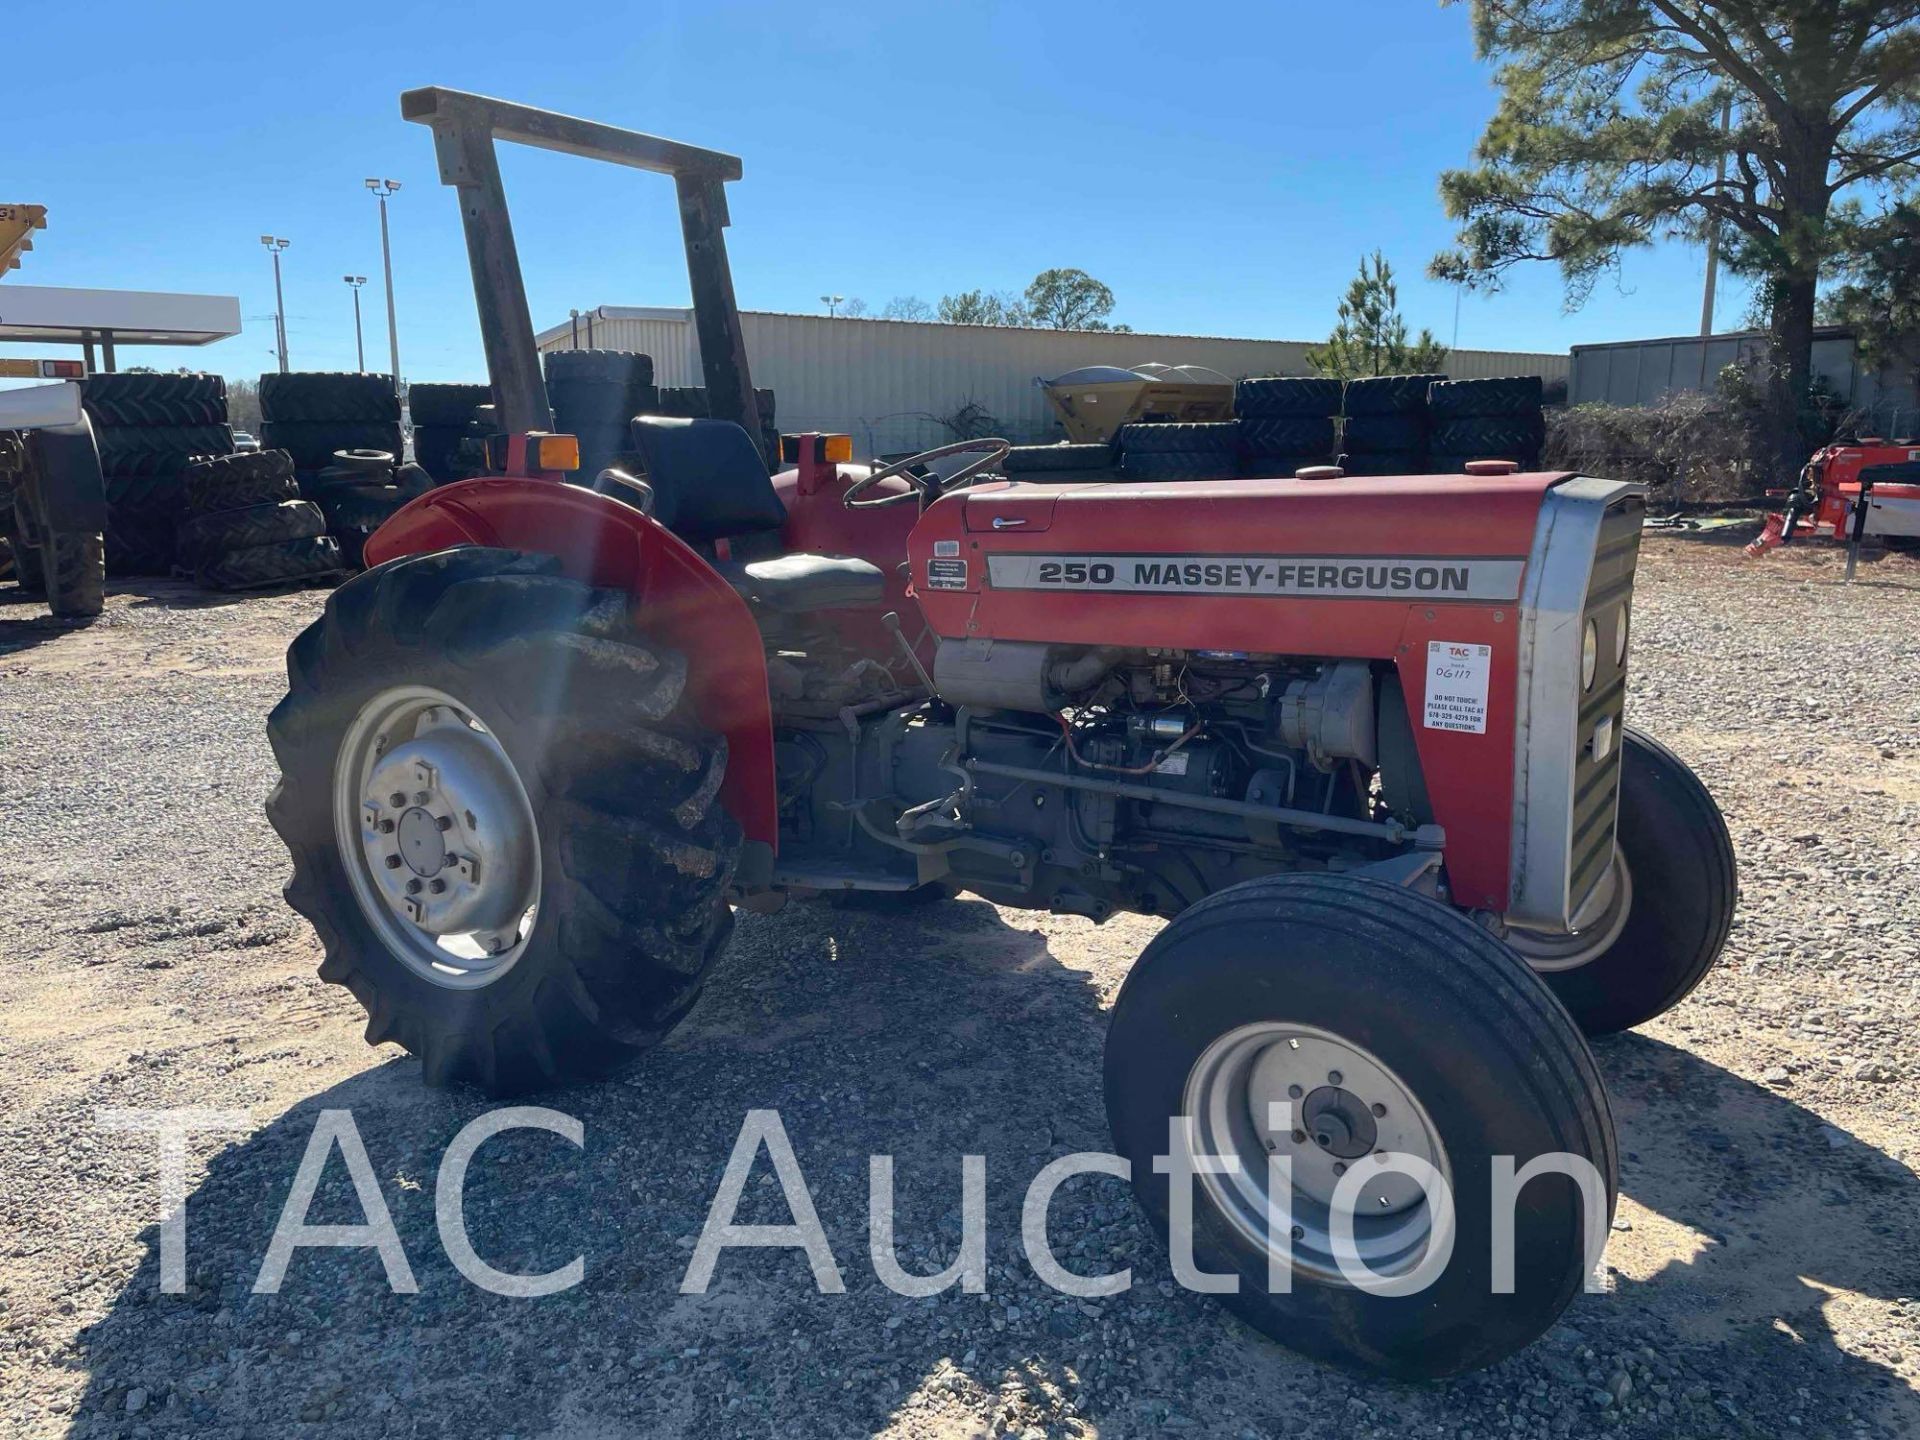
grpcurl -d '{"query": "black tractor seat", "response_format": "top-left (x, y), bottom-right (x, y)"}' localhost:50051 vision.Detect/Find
top-left (718, 553), bottom-right (884, 614)
top-left (617, 415), bottom-right (882, 614)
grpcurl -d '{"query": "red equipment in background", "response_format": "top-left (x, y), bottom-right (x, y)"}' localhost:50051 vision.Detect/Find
top-left (1748, 437), bottom-right (1920, 572)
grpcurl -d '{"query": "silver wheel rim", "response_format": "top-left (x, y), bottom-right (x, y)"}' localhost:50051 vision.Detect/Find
top-left (332, 685), bottom-right (541, 989)
top-left (1181, 1022), bottom-right (1450, 1285)
top-left (1506, 849), bottom-right (1634, 973)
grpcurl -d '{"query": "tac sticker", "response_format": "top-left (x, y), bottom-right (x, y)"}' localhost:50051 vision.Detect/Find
top-left (933, 539), bottom-right (960, 558)
top-left (1424, 641), bottom-right (1492, 735)
top-left (926, 558), bottom-right (968, 590)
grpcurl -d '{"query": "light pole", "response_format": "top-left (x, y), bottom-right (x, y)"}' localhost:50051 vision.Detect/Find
top-left (365, 179), bottom-right (402, 389)
top-left (344, 276), bottom-right (368, 371)
top-left (260, 236), bottom-right (291, 373)
top-left (820, 294), bottom-right (844, 318)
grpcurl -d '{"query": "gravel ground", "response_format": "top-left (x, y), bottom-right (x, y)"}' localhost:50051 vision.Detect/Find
top-left (2, 533), bottom-right (1919, 1440)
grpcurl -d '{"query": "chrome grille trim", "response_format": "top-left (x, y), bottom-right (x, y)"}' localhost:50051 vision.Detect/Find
top-left (1506, 477), bottom-right (1646, 930)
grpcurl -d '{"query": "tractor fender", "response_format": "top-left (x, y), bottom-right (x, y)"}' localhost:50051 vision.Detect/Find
top-left (363, 478), bottom-right (777, 853)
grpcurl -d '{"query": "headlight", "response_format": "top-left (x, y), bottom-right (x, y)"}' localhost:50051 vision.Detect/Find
top-left (1581, 619), bottom-right (1598, 690)
top-left (1614, 602), bottom-right (1630, 666)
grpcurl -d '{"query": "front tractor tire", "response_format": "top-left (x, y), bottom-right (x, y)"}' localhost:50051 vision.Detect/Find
top-left (1104, 875), bottom-right (1616, 1379)
top-left (1506, 727), bottom-right (1735, 1035)
top-left (267, 546), bottom-right (740, 1094)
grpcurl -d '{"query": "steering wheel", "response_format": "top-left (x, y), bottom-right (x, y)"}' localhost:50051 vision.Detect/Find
top-left (841, 436), bottom-right (1011, 510)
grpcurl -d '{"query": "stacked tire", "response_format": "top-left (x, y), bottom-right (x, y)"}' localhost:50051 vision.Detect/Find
top-left (306, 450), bottom-right (432, 571)
top-left (1339, 373), bottom-right (1442, 476)
top-left (1234, 377), bottom-right (1340, 476)
top-left (544, 351), bottom-right (656, 482)
top-left (80, 373), bottom-right (233, 575)
top-left (1116, 423), bottom-right (1240, 481)
top-left (258, 373), bottom-right (403, 493)
top-left (178, 449), bottom-right (341, 591)
top-left (407, 382), bottom-right (491, 484)
top-left (1000, 443), bottom-right (1116, 482)
top-left (1427, 376), bottom-right (1546, 472)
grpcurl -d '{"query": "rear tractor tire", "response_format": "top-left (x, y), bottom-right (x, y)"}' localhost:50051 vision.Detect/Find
top-left (1504, 727), bottom-right (1734, 1034)
top-left (1104, 874), bottom-right (1615, 1379)
top-left (266, 546), bottom-right (741, 1093)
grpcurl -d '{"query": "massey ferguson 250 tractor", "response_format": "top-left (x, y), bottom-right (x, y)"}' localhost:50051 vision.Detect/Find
top-left (266, 90), bottom-right (1736, 1379)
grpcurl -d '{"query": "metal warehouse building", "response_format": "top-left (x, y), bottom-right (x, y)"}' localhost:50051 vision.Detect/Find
top-left (536, 307), bottom-right (1570, 457)
top-left (1570, 325), bottom-right (1918, 432)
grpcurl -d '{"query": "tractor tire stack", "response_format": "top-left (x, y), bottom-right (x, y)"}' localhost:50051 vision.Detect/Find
top-left (258, 373), bottom-right (403, 495)
top-left (544, 351), bottom-right (657, 481)
top-left (79, 373), bottom-right (233, 575)
top-left (178, 449), bottom-right (341, 591)
top-left (1339, 373), bottom-right (1442, 476)
top-left (1000, 443), bottom-right (1116, 482)
top-left (1426, 376), bottom-right (1545, 472)
top-left (406, 382), bottom-right (492, 484)
top-left (1234, 377), bottom-right (1340, 476)
top-left (1116, 423), bottom-right (1240, 481)
top-left (307, 449), bottom-right (433, 572)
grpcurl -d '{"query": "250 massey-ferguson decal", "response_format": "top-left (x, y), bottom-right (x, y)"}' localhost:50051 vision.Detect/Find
top-left (983, 552), bottom-right (1526, 601)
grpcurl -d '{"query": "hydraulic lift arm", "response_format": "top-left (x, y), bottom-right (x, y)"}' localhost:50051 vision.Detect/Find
top-left (400, 87), bottom-right (762, 446)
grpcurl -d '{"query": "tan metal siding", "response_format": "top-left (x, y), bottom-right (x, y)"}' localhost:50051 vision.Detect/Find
top-left (538, 309), bottom-right (1569, 456)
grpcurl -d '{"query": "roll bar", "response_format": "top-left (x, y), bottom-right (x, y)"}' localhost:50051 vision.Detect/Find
top-left (401, 86), bottom-right (761, 445)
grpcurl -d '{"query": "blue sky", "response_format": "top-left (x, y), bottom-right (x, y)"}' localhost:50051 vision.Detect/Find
top-left (3, 0), bottom-right (1747, 382)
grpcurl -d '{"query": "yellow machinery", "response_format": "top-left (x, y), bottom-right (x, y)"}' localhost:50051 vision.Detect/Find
top-left (0, 205), bottom-right (47, 275)
top-left (1039, 362), bottom-right (1236, 443)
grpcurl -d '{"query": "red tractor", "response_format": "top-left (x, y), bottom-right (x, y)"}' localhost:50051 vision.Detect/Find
top-left (267, 90), bottom-right (1736, 1379)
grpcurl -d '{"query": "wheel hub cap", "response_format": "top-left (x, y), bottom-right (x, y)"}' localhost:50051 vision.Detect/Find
top-left (1184, 1022), bottom-right (1451, 1285)
top-left (396, 806), bottom-right (447, 877)
top-left (333, 687), bottom-right (541, 988)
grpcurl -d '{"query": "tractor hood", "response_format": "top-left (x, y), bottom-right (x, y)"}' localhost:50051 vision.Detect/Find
top-left (908, 473), bottom-right (1573, 657)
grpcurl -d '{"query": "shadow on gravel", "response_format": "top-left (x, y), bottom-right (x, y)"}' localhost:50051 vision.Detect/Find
top-left (64, 898), bottom-right (1154, 1437)
top-left (63, 903), bottom-right (1920, 1439)
top-left (123, 578), bottom-right (319, 613)
top-left (0, 606), bottom-right (97, 657)
top-left (1595, 1031), bottom-right (1920, 1434)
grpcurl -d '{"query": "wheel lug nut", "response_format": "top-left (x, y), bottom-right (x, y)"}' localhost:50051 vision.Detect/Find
top-left (383, 855), bottom-right (402, 870)
top-left (377, 819), bottom-right (395, 834)
top-left (1287, 1084), bottom-right (1302, 1099)
top-left (1327, 1070), bottom-right (1343, 1085)
top-left (429, 879), bottom-right (446, 895)
top-left (1290, 1225), bottom-right (1304, 1242)
top-left (436, 815), bottom-right (453, 832)
top-left (405, 879), bottom-right (422, 895)
top-left (1333, 1161), bottom-right (1347, 1176)
top-left (1371, 1102), bottom-right (1386, 1118)
top-left (414, 790), bottom-right (431, 806)
top-left (1291, 1129), bottom-right (1306, 1145)
top-left (389, 792), bottom-right (406, 808)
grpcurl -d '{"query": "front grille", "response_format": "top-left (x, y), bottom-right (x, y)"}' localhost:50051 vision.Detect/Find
top-left (1567, 497), bottom-right (1642, 909)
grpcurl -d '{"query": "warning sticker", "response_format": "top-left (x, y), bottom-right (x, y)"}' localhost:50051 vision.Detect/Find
top-left (1424, 641), bottom-right (1492, 734)
top-left (933, 539), bottom-right (960, 558)
top-left (926, 558), bottom-right (968, 590)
